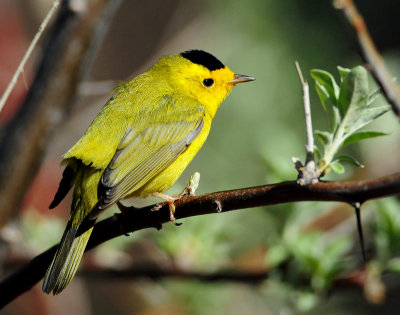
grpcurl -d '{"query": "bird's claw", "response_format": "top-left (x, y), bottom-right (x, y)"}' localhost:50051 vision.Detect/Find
top-left (151, 173), bottom-right (200, 226)
top-left (167, 201), bottom-right (182, 226)
top-left (152, 192), bottom-right (181, 226)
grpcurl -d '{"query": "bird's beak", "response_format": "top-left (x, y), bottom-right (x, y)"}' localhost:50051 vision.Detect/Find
top-left (228, 74), bottom-right (255, 85)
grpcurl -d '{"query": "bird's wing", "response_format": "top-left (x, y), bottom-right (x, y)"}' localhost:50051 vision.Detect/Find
top-left (97, 96), bottom-right (205, 210)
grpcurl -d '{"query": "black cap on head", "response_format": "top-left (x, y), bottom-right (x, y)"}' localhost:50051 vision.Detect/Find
top-left (181, 50), bottom-right (225, 71)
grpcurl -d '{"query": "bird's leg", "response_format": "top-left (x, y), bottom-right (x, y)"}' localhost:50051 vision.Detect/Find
top-left (152, 172), bottom-right (200, 225)
top-left (152, 192), bottom-right (180, 225)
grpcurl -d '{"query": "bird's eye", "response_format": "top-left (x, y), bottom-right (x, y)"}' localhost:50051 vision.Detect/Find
top-left (203, 78), bottom-right (214, 87)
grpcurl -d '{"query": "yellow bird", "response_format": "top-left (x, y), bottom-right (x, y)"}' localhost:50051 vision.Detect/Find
top-left (42, 49), bottom-right (254, 294)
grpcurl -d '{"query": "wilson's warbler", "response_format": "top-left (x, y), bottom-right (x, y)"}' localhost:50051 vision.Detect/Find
top-left (42, 49), bottom-right (254, 294)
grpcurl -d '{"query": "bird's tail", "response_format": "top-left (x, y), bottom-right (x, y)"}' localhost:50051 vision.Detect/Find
top-left (42, 221), bottom-right (94, 295)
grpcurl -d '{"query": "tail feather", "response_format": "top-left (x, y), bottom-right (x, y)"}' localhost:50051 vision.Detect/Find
top-left (42, 224), bottom-right (94, 295)
top-left (49, 165), bottom-right (75, 209)
top-left (54, 229), bottom-right (92, 294)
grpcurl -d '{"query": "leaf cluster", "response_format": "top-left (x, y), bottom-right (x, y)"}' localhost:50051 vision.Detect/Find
top-left (310, 66), bottom-right (389, 175)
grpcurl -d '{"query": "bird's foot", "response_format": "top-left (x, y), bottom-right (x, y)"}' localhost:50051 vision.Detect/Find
top-left (152, 192), bottom-right (181, 226)
top-left (151, 172), bottom-right (200, 226)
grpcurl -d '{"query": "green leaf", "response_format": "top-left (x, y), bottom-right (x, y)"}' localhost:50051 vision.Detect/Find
top-left (311, 69), bottom-right (340, 104)
top-left (289, 233), bottom-right (321, 271)
top-left (373, 199), bottom-right (400, 261)
top-left (314, 145), bottom-right (321, 161)
top-left (343, 131), bottom-right (388, 147)
top-left (315, 84), bottom-right (340, 130)
top-left (346, 105), bottom-right (390, 136)
top-left (311, 236), bottom-right (352, 291)
top-left (387, 258), bottom-right (400, 273)
top-left (331, 106), bottom-right (341, 132)
top-left (311, 69), bottom-right (342, 131)
top-left (315, 82), bottom-right (329, 111)
top-left (319, 236), bottom-right (352, 277)
top-left (337, 66), bottom-right (350, 83)
top-left (265, 245), bottom-right (289, 267)
top-left (368, 87), bottom-right (381, 104)
top-left (309, 65), bottom-right (389, 178)
top-left (337, 66), bottom-right (369, 121)
top-left (335, 155), bottom-right (364, 168)
top-left (329, 160), bottom-right (345, 174)
top-left (296, 292), bottom-right (319, 312)
top-left (314, 130), bottom-right (332, 146)
top-left (323, 237), bottom-right (352, 265)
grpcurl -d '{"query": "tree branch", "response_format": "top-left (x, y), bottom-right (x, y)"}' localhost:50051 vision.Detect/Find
top-left (1, 172), bottom-right (400, 307)
top-left (334, 0), bottom-right (400, 118)
top-left (50, 263), bottom-right (369, 293)
top-left (2, 255), bottom-right (366, 290)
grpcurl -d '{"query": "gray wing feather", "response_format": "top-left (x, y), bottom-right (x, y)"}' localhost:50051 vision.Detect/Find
top-left (97, 107), bottom-right (204, 210)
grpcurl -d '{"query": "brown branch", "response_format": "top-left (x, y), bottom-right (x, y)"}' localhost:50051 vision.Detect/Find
top-left (52, 264), bottom-right (368, 293)
top-left (1, 173), bottom-right (400, 307)
top-left (72, 263), bottom-right (397, 304)
top-left (2, 255), bottom-right (268, 284)
top-left (334, 0), bottom-right (400, 118)
top-left (3, 255), bottom-right (366, 288)
top-left (0, 0), bottom-right (122, 227)
top-left (82, 266), bottom-right (270, 284)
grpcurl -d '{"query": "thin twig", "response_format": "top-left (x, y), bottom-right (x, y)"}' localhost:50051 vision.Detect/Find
top-left (353, 202), bottom-right (366, 262)
top-left (334, 0), bottom-right (400, 118)
top-left (295, 61), bottom-right (314, 159)
top-left (0, 0), bottom-right (61, 112)
top-left (295, 61), bottom-right (317, 184)
top-left (1, 172), bottom-right (400, 306)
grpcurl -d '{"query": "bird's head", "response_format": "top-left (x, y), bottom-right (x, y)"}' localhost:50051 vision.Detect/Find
top-left (157, 50), bottom-right (254, 117)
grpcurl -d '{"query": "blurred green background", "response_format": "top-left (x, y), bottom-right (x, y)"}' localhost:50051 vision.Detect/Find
top-left (1, 0), bottom-right (400, 314)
